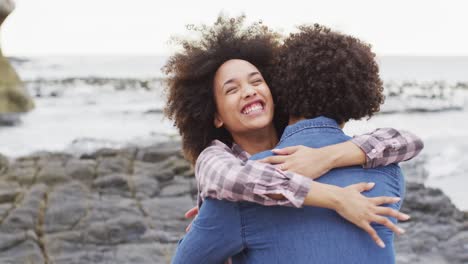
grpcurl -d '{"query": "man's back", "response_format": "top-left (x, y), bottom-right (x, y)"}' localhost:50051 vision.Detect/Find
top-left (172, 117), bottom-right (405, 264)
top-left (240, 117), bottom-right (404, 264)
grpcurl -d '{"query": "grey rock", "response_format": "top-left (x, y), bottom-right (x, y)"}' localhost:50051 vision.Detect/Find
top-left (86, 147), bottom-right (137, 160)
top-left (84, 215), bottom-right (147, 245)
top-left (114, 243), bottom-right (176, 264)
top-left (65, 159), bottom-right (96, 185)
top-left (0, 182), bottom-right (21, 203)
top-left (0, 231), bottom-right (26, 250)
top-left (0, 153), bottom-right (8, 175)
top-left (36, 152), bottom-right (72, 166)
top-left (0, 0), bottom-right (35, 116)
top-left (132, 174), bottom-right (160, 199)
top-left (92, 173), bottom-right (131, 197)
top-left (159, 176), bottom-right (191, 197)
top-left (0, 1), bottom-right (15, 26)
top-left (75, 197), bottom-right (143, 229)
top-left (133, 160), bottom-right (175, 182)
top-left (167, 158), bottom-right (191, 175)
top-left (1, 183), bottom-right (47, 232)
top-left (96, 156), bottom-right (131, 176)
top-left (141, 196), bottom-right (194, 235)
top-left (44, 182), bottom-right (89, 233)
top-left (5, 160), bottom-right (37, 185)
top-left (36, 161), bottom-right (70, 185)
top-left (395, 182), bottom-right (468, 264)
top-left (0, 203), bottom-right (12, 220)
top-left (136, 143), bottom-right (182, 163)
top-left (0, 238), bottom-right (45, 264)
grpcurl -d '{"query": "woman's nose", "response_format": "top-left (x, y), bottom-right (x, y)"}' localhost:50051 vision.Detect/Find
top-left (242, 85), bottom-right (257, 98)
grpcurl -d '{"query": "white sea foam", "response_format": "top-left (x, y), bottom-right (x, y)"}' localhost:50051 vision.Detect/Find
top-left (0, 82), bottom-right (176, 157)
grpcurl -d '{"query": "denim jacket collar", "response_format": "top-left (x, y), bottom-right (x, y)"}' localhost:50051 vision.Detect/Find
top-left (279, 116), bottom-right (341, 143)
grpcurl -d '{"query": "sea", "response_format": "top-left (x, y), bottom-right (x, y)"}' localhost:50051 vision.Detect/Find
top-left (1, 55), bottom-right (467, 210)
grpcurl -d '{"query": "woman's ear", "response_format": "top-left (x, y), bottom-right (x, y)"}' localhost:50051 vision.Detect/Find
top-left (214, 113), bottom-right (223, 128)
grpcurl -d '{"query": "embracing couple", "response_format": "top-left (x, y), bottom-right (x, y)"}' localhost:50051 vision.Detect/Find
top-left (165, 16), bottom-right (423, 264)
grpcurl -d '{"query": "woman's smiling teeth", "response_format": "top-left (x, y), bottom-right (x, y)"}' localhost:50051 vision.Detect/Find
top-left (242, 102), bottom-right (264, 115)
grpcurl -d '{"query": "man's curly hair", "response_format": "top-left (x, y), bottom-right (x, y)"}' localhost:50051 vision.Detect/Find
top-left (163, 15), bottom-right (283, 164)
top-left (269, 24), bottom-right (384, 124)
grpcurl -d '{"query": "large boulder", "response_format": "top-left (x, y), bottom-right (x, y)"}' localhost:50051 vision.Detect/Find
top-left (0, 0), bottom-right (34, 117)
top-left (0, 0), bottom-right (15, 26)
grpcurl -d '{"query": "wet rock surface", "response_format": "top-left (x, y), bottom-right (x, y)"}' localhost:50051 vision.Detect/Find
top-left (0, 144), bottom-right (466, 263)
top-left (395, 157), bottom-right (468, 264)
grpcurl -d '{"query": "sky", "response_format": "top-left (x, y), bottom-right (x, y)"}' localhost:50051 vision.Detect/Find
top-left (1, 0), bottom-right (468, 56)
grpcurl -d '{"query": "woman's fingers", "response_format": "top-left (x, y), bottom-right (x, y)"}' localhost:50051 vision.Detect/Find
top-left (372, 215), bottom-right (405, 235)
top-left (362, 223), bottom-right (386, 248)
top-left (348, 182), bottom-right (375, 192)
top-left (271, 146), bottom-right (301, 155)
top-left (374, 206), bottom-right (411, 221)
top-left (185, 221), bottom-right (193, 233)
top-left (277, 163), bottom-right (289, 171)
top-left (184, 206), bottom-right (199, 219)
top-left (258, 155), bottom-right (287, 164)
top-left (370, 196), bottom-right (401, 205)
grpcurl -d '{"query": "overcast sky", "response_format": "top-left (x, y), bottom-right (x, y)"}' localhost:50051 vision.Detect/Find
top-left (2, 0), bottom-right (468, 56)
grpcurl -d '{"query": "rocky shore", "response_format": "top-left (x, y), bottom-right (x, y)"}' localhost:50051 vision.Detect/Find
top-left (0, 142), bottom-right (196, 263)
top-left (0, 143), bottom-right (467, 264)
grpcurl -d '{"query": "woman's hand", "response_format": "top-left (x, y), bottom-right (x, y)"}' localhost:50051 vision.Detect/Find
top-left (258, 145), bottom-right (333, 179)
top-left (334, 182), bottom-right (410, 248)
top-left (184, 206), bottom-right (199, 232)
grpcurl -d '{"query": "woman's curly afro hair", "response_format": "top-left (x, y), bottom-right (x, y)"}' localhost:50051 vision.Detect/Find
top-left (269, 24), bottom-right (384, 124)
top-left (163, 15), bottom-right (282, 164)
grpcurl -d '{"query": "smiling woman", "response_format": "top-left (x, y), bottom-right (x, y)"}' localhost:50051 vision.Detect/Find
top-left (213, 59), bottom-right (277, 154)
top-left (163, 15), bottom-right (284, 164)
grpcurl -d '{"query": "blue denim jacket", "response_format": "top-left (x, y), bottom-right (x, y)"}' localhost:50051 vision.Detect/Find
top-left (172, 116), bottom-right (404, 264)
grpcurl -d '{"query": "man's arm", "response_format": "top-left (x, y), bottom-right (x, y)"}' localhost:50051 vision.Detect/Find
top-left (172, 198), bottom-right (244, 264)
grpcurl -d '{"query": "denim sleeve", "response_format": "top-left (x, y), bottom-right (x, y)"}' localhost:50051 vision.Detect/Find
top-left (171, 198), bottom-right (244, 264)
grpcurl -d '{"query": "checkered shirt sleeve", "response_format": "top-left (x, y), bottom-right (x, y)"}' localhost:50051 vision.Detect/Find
top-left (351, 128), bottom-right (424, 169)
top-left (195, 140), bottom-right (313, 208)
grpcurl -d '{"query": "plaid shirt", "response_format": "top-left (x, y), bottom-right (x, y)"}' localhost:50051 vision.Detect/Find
top-left (195, 128), bottom-right (423, 208)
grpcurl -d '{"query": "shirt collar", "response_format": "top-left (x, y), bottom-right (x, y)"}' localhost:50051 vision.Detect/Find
top-left (231, 142), bottom-right (250, 161)
top-left (211, 140), bottom-right (250, 162)
top-left (279, 116), bottom-right (341, 143)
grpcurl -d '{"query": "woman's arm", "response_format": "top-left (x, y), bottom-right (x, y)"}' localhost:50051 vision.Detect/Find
top-left (351, 128), bottom-right (424, 168)
top-left (195, 140), bottom-right (313, 208)
top-left (259, 128), bottom-right (424, 178)
top-left (302, 181), bottom-right (409, 248)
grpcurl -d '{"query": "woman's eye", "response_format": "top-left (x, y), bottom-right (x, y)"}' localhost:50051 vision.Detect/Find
top-left (226, 87), bottom-right (237, 94)
top-left (252, 79), bottom-right (263, 85)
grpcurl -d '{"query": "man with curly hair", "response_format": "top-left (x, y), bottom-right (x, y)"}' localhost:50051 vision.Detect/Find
top-left (237, 24), bottom-right (410, 263)
top-left (269, 24), bottom-right (384, 126)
